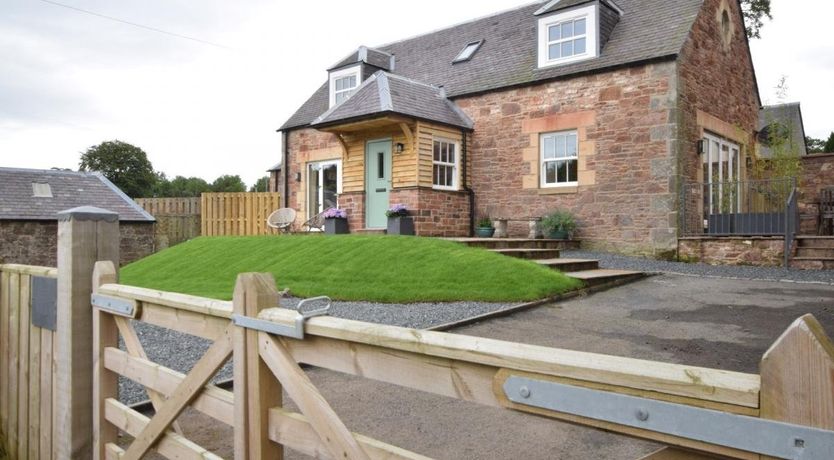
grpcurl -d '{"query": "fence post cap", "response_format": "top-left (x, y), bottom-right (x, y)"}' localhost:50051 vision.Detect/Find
top-left (57, 206), bottom-right (119, 222)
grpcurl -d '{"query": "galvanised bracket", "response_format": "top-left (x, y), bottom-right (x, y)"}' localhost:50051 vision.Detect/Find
top-left (233, 296), bottom-right (331, 340)
top-left (91, 293), bottom-right (138, 318)
top-left (503, 375), bottom-right (834, 460)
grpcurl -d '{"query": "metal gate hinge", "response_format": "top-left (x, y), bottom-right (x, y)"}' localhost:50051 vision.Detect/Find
top-left (233, 296), bottom-right (331, 339)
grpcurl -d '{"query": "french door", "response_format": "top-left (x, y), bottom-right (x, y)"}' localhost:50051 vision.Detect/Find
top-left (307, 160), bottom-right (342, 220)
top-left (703, 133), bottom-right (741, 214)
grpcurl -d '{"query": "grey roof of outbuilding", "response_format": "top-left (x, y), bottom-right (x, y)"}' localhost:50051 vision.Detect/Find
top-left (281, 0), bottom-right (703, 131)
top-left (311, 72), bottom-right (474, 130)
top-left (0, 167), bottom-right (155, 222)
top-left (758, 103), bottom-right (808, 158)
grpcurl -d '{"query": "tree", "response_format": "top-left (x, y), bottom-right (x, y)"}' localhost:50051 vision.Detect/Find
top-left (210, 175), bottom-right (246, 193)
top-left (79, 140), bottom-right (157, 198)
top-left (741, 0), bottom-right (771, 39)
top-left (825, 133), bottom-right (834, 154)
top-left (807, 136), bottom-right (828, 154)
top-left (249, 176), bottom-right (270, 192)
top-left (154, 175), bottom-right (212, 197)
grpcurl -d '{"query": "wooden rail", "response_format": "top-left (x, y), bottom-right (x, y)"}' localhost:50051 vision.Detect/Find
top-left (201, 192), bottom-right (282, 237)
top-left (87, 271), bottom-right (834, 459)
top-left (0, 264), bottom-right (58, 459)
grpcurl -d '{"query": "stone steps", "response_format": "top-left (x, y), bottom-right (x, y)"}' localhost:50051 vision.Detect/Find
top-left (790, 237), bottom-right (834, 269)
top-left (535, 258), bottom-right (600, 272)
top-left (795, 247), bottom-right (834, 258)
top-left (490, 248), bottom-right (562, 260)
top-left (564, 269), bottom-right (646, 288)
top-left (447, 238), bottom-right (580, 250)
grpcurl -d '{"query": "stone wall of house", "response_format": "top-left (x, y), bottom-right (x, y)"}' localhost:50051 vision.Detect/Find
top-left (284, 129), bottom-right (343, 229)
top-left (454, 62), bottom-right (679, 256)
top-left (389, 188), bottom-right (470, 237)
top-left (678, 237), bottom-right (784, 267)
top-left (0, 221), bottom-right (155, 267)
top-left (799, 153), bottom-right (834, 234)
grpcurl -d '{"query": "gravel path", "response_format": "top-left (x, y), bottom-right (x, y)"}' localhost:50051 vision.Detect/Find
top-left (119, 297), bottom-right (513, 405)
top-left (564, 250), bottom-right (834, 284)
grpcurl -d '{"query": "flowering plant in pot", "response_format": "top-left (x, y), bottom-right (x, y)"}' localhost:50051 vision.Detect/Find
top-left (322, 208), bottom-right (348, 234)
top-left (385, 204), bottom-right (414, 235)
top-left (541, 210), bottom-right (576, 240)
top-left (475, 217), bottom-right (495, 238)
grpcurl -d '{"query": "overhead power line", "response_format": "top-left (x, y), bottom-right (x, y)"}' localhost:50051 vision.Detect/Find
top-left (37, 0), bottom-right (228, 49)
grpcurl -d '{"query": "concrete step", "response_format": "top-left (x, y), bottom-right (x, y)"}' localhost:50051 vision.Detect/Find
top-left (449, 238), bottom-right (580, 251)
top-left (536, 258), bottom-right (600, 272)
top-left (565, 269), bottom-right (646, 288)
top-left (795, 247), bottom-right (834, 258)
top-left (790, 258), bottom-right (834, 270)
top-left (491, 248), bottom-right (561, 260)
top-left (796, 236), bottom-right (834, 248)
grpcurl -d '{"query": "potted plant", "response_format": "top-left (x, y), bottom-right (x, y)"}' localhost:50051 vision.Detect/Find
top-left (386, 204), bottom-right (414, 235)
top-left (322, 208), bottom-right (349, 234)
top-left (541, 210), bottom-right (576, 240)
top-left (475, 217), bottom-right (495, 238)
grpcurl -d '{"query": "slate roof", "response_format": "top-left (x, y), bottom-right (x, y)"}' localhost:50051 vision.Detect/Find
top-left (0, 167), bottom-right (155, 222)
top-left (311, 72), bottom-right (474, 130)
top-left (758, 103), bottom-right (808, 158)
top-left (281, 0), bottom-right (703, 131)
top-left (535, 0), bottom-right (597, 15)
top-left (329, 46), bottom-right (394, 72)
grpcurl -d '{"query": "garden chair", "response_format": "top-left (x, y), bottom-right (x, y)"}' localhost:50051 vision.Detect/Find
top-left (267, 208), bottom-right (296, 234)
top-left (302, 210), bottom-right (327, 232)
top-left (820, 187), bottom-right (834, 235)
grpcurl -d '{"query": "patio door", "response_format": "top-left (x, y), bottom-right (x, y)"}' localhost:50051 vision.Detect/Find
top-left (308, 160), bottom-right (341, 220)
top-left (365, 139), bottom-right (392, 229)
top-left (703, 133), bottom-right (741, 214)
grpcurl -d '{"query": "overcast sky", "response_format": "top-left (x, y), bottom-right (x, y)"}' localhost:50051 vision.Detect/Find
top-left (1, 0), bottom-right (832, 187)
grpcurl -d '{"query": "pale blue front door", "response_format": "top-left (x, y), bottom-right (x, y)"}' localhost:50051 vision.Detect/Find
top-left (365, 140), bottom-right (392, 229)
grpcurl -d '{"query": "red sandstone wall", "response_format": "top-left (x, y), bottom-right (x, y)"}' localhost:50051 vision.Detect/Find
top-left (799, 153), bottom-right (834, 234)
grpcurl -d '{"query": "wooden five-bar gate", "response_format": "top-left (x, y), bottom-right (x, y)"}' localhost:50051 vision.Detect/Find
top-left (2, 207), bottom-right (834, 459)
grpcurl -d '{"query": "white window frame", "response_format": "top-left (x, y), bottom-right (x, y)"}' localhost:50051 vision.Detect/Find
top-left (540, 130), bottom-right (579, 188)
top-left (537, 4), bottom-right (598, 68)
top-left (702, 133), bottom-right (741, 214)
top-left (329, 65), bottom-right (362, 108)
top-left (307, 159), bottom-right (343, 225)
top-left (432, 137), bottom-right (460, 191)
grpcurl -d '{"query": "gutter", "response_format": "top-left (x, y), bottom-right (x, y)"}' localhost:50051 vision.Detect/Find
top-left (282, 131), bottom-right (290, 208)
top-left (461, 129), bottom-right (475, 236)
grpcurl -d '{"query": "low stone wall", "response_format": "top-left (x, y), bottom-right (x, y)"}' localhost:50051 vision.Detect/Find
top-left (0, 220), bottom-right (155, 267)
top-left (677, 237), bottom-right (784, 267)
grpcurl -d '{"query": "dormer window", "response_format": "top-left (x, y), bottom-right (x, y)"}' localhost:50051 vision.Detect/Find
top-left (329, 65), bottom-right (361, 107)
top-left (537, 4), bottom-right (598, 68)
top-left (453, 40), bottom-right (483, 63)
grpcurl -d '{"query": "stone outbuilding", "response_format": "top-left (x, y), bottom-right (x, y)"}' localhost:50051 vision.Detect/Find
top-left (0, 167), bottom-right (156, 266)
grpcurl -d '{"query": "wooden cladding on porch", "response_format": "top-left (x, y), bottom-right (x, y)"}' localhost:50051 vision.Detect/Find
top-left (340, 121), bottom-right (465, 193)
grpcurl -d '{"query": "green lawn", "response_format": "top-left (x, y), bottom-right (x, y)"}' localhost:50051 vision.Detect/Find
top-left (120, 235), bottom-right (582, 303)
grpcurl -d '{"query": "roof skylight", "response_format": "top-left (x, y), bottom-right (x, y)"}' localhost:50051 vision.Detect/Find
top-left (453, 40), bottom-right (483, 63)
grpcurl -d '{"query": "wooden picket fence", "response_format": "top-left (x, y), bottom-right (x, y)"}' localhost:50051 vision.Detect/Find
top-left (134, 198), bottom-right (201, 248)
top-left (201, 192), bottom-right (282, 237)
top-left (0, 264), bottom-right (58, 459)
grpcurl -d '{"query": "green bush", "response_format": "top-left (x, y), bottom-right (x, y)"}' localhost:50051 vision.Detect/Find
top-left (541, 210), bottom-right (577, 234)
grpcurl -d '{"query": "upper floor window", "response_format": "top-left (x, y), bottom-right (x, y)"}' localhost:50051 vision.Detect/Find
top-left (433, 138), bottom-right (459, 190)
top-left (537, 4), bottom-right (598, 68)
top-left (453, 40), bottom-right (483, 63)
top-left (540, 131), bottom-right (578, 187)
top-left (329, 66), bottom-right (361, 107)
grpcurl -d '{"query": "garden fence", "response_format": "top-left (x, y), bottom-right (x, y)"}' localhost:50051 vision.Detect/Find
top-left (2, 207), bottom-right (833, 459)
top-left (201, 192), bottom-right (282, 237)
top-left (134, 197), bottom-right (201, 248)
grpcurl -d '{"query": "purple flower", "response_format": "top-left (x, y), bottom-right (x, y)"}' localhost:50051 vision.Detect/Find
top-left (323, 208), bottom-right (347, 219)
top-left (385, 203), bottom-right (409, 218)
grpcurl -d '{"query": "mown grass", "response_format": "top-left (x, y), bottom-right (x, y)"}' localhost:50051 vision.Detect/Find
top-left (120, 235), bottom-right (581, 303)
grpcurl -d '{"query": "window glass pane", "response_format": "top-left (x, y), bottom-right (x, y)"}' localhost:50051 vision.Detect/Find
top-left (555, 135), bottom-right (566, 158)
top-left (433, 164), bottom-right (440, 186)
top-left (448, 143), bottom-right (455, 164)
top-left (574, 37), bottom-right (586, 55)
top-left (446, 166), bottom-right (453, 187)
top-left (378, 152), bottom-right (384, 179)
top-left (548, 25), bottom-right (560, 41)
top-left (575, 18), bottom-right (586, 35)
top-left (566, 133), bottom-right (578, 156)
top-left (548, 44), bottom-right (561, 60)
top-left (561, 41), bottom-right (574, 57)
top-left (433, 141), bottom-right (440, 161)
top-left (543, 136), bottom-right (556, 159)
top-left (335, 92), bottom-right (347, 104)
top-left (545, 162), bottom-right (557, 184)
top-left (557, 161), bottom-right (567, 183)
top-left (568, 159), bottom-right (577, 182)
top-left (562, 21), bottom-right (573, 39)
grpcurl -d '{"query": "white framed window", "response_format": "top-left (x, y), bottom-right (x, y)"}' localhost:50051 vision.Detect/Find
top-left (537, 4), bottom-right (598, 68)
top-left (540, 131), bottom-right (579, 188)
top-left (432, 138), bottom-right (459, 190)
top-left (329, 66), bottom-right (361, 107)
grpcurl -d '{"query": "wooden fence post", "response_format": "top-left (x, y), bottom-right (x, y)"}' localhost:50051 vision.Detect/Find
top-left (760, 314), bottom-right (834, 458)
top-left (233, 273), bottom-right (283, 459)
top-left (92, 261), bottom-right (118, 460)
top-left (55, 207), bottom-right (119, 459)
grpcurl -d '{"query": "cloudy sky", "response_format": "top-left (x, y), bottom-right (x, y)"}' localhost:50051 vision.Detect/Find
top-left (1, 0), bottom-right (831, 187)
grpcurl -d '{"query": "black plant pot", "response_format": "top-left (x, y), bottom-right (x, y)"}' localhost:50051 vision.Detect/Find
top-left (324, 218), bottom-right (349, 235)
top-left (387, 216), bottom-right (415, 235)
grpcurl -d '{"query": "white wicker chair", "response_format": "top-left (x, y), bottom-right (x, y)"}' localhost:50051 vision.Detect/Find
top-left (266, 208), bottom-right (297, 234)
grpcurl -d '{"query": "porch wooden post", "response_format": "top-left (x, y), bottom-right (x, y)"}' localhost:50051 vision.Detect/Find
top-left (55, 207), bottom-right (119, 459)
top-left (233, 273), bottom-right (283, 459)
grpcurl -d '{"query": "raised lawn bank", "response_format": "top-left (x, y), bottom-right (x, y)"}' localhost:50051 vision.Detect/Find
top-left (120, 235), bottom-right (582, 303)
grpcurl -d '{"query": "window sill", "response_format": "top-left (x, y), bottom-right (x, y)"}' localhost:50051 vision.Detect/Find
top-left (539, 186), bottom-right (578, 195)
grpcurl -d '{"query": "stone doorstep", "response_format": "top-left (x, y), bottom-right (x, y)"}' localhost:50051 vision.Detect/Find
top-left (490, 248), bottom-right (562, 260)
top-left (536, 258), bottom-right (601, 272)
top-left (565, 269), bottom-right (646, 288)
